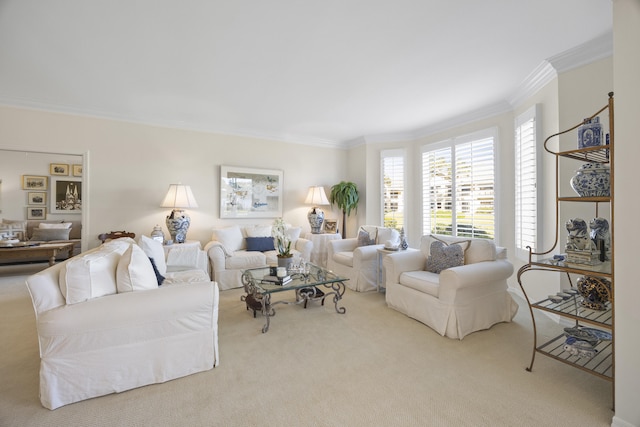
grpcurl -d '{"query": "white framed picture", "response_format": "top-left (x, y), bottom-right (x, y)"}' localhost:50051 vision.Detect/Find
top-left (220, 166), bottom-right (283, 218)
top-left (50, 177), bottom-right (82, 213)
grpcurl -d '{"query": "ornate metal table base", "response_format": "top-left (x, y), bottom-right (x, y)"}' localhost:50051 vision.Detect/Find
top-left (241, 268), bottom-right (347, 333)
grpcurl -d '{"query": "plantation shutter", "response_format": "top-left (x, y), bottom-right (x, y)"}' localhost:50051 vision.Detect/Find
top-left (515, 106), bottom-right (539, 260)
top-left (422, 129), bottom-right (496, 239)
top-left (422, 147), bottom-right (453, 235)
top-left (455, 137), bottom-right (495, 238)
top-left (381, 150), bottom-right (405, 230)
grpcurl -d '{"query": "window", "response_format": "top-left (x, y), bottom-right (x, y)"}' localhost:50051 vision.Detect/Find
top-left (381, 149), bottom-right (405, 231)
top-left (515, 105), bottom-right (541, 260)
top-left (422, 129), bottom-right (496, 239)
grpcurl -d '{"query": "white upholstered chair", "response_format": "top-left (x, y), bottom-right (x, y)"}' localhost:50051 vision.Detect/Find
top-left (383, 234), bottom-right (518, 339)
top-left (326, 226), bottom-right (399, 292)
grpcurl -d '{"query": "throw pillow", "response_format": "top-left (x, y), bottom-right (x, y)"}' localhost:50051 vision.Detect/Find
top-left (246, 236), bottom-right (275, 252)
top-left (357, 227), bottom-right (376, 247)
top-left (116, 244), bottom-right (160, 292)
top-left (2, 219), bottom-right (27, 228)
top-left (59, 243), bottom-right (129, 304)
top-left (285, 227), bottom-right (301, 243)
top-left (426, 240), bottom-right (465, 273)
top-left (148, 257), bottom-right (166, 286)
top-left (139, 235), bottom-right (167, 275)
top-left (1, 219), bottom-right (27, 239)
top-left (39, 222), bottom-right (73, 229)
top-left (421, 235), bottom-right (471, 263)
top-left (244, 225), bottom-right (273, 238)
top-left (211, 225), bottom-right (244, 253)
top-left (30, 228), bottom-right (71, 241)
top-left (376, 227), bottom-right (400, 246)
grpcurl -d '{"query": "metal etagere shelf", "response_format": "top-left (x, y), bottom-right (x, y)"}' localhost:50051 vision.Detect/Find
top-left (517, 92), bottom-right (615, 405)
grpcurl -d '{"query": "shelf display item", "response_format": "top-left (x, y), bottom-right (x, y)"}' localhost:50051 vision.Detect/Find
top-left (577, 117), bottom-right (602, 149)
top-left (577, 275), bottom-right (612, 311)
top-left (570, 163), bottom-right (610, 197)
top-left (589, 217), bottom-right (610, 261)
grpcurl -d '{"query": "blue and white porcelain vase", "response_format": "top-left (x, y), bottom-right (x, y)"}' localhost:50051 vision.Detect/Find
top-left (577, 117), bottom-right (602, 149)
top-left (570, 163), bottom-right (610, 197)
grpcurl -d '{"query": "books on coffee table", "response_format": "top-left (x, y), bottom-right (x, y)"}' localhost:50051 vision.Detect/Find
top-left (262, 275), bottom-right (292, 285)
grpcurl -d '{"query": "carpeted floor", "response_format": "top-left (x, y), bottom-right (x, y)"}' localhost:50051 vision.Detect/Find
top-left (0, 266), bottom-right (614, 426)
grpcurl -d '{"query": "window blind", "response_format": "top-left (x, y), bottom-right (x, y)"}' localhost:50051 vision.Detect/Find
top-left (422, 130), bottom-right (495, 239)
top-left (381, 150), bottom-right (405, 230)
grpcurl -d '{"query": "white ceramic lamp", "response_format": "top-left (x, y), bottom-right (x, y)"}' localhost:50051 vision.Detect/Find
top-left (161, 184), bottom-right (198, 244)
top-left (305, 186), bottom-right (330, 234)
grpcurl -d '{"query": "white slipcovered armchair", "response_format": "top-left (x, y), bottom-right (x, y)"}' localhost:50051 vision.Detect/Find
top-left (327, 226), bottom-right (400, 292)
top-left (383, 234), bottom-right (517, 339)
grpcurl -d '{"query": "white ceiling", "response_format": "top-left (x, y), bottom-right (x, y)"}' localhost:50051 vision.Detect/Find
top-left (0, 1), bottom-right (613, 147)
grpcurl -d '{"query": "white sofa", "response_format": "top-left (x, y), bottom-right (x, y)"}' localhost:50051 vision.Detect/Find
top-left (204, 224), bottom-right (312, 290)
top-left (383, 234), bottom-right (518, 339)
top-left (326, 225), bottom-right (400, 292)
top-left (25, 237), bottom-right (219, 410)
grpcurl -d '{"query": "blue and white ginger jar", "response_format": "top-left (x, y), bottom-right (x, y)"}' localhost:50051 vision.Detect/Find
top-left (570, 163), bottom-right (610, 197)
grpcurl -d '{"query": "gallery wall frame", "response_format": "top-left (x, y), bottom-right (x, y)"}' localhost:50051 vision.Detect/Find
top-left (220, 166), bottom-right (283, 218)
top-left (27, 191), bottom-right (46, 206)
top-left (50, 177), bottom-right (82, 214)
top-left (27, 206), bottom-right (46, 220)
top-left (22, 175), bottom-right (48, 190)
top-left (50, 163), bottom-right (69, 176)
top-left (72, 164), bottom-right (82, 177)
top-left (324, 219), bottom-right (338, 234)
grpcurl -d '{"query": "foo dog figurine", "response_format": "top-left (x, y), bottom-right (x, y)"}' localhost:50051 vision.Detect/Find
top-left (565, 218), bottom-right (596, 251)
top-left (589, 217), bottom-right (610, 260)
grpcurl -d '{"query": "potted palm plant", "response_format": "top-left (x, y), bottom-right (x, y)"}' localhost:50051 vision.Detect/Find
top-left (329, 181), bottom-right (359, 238)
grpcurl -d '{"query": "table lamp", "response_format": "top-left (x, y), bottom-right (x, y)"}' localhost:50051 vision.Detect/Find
top-left (305, 186), bottom-right (330, 234)
top-left (161, 184), bottom-right (198, 243)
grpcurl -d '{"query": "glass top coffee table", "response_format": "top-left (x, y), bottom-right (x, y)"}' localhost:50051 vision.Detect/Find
top-left (241, 264), bottom-right (347, 333)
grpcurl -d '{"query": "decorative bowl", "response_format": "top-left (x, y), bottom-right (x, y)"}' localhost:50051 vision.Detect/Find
top-left (570, 163), bottom-right (610, 197)
top-left (577, 275), bottom-right (612, 310)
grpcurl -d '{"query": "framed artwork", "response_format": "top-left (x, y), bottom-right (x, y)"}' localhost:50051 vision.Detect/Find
top-left (22, 175), bottom-right (48, 190)
top-left (28, 191), bottom-right (47, 206)
top-left (72, 164), bottom-right (83, 177)
top-left (220, 166), bottom-right (283, 218)
top-left (324, 219), bottom-right (338, 234)
top-left (50, 177), bottom-right (82, 213)
top-left (50, 163), bottom-right (69, 176)
top-left (27, 207), bottom-right (46, 220)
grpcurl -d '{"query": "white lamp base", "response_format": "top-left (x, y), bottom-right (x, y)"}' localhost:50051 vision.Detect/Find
top-left (307, 207), bottom-right (325, 234)
top-left (166, 210), bottom-right (191, 243)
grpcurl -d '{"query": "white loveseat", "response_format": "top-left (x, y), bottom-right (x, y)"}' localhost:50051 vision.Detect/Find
top-left (204, 224), bottom-right (312, 290)
top-left (383, 234), bottom-right (518, 339)
top-left (25, 237), bottom-right (219, 410)
top-left (326, 225), bottom-right (400, 292)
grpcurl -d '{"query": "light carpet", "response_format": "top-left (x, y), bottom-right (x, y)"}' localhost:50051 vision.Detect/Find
top-left (0, 265), bottom-right (613, 426)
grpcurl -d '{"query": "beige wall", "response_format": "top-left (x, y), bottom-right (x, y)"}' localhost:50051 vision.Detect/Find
top-left (0, 107), bottom-right (347, 249)
top-left (613, 0), bottom-right (640, 425)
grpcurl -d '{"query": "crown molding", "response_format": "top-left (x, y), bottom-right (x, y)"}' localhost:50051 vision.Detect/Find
top-left (356, 31), bottom-right (614, 146)
top-left (547, 31), bottom-right (613, 73)
top-left (508, 61), bottom-right (557, 108)
top-left (0, 95), bottom-right (345, 149)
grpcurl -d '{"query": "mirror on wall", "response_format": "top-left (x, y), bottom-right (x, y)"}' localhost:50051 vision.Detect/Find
top-left (0, 149), bottom-right (84, 244)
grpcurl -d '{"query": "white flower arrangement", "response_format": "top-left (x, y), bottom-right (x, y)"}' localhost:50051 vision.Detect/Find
top-left (272, 217), bottom-right (291, 257)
